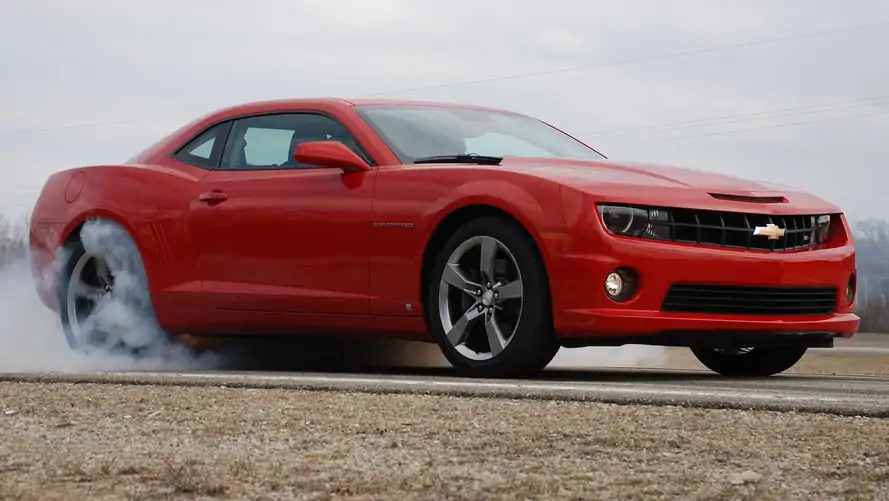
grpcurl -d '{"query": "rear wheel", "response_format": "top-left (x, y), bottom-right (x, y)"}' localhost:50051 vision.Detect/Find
top-left (427, 217), bottom-right (559, 378)
top-left (690, 345), bottom-right (808, 377)
top-left (57, 219), bottom-right (166, 355)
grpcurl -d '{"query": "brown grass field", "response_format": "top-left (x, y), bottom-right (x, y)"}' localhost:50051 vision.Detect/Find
top-left (2, 342), bottom-right (889, 501)
top-left (1, 382), bottom-right (889, 501)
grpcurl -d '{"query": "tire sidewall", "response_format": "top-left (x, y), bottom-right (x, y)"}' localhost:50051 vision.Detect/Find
top-left (427, 217), bottom-right (556, 376)
top-left (57, 241), bottom-right (89, 350)
top-left (690, 345), bottom-right (808, 377)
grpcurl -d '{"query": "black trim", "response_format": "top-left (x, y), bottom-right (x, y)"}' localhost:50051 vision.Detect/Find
top-left (708, 193), bottom-right (787, 204)
top-left (172, 120), bottom-right (232, 169)
top-left (560, 331), bottom-right (837, 349)
top-left (661, 284), bottom-right (838, 316)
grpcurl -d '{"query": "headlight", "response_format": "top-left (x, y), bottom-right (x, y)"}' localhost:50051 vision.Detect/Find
top-left (814, 215), bottom-right (831, 244)
top-left (598, 204), bottom-right (671, 239)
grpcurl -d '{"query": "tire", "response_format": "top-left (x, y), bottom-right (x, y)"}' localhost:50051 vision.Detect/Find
top-left (690, 345), bottom-right (808, 377)
top-left (57, 219), bottom-right (167, 355)
top-left (426, 216), bottom-right (559, 378)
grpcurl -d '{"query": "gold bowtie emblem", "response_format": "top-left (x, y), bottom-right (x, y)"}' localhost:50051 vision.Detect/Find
top-left (753, 223), bottom-right (785, 240)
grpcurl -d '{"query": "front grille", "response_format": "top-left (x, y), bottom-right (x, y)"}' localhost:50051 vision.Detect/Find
top-left (661, 284), bottom-right (837, 316)
top-left (655, 208), bottom-right (820, 252)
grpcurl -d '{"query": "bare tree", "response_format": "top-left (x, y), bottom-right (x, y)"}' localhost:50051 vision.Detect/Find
top-left (853, 219), bottom-right (889, 333)
top-left (0, 214), bottom-right (28, 270)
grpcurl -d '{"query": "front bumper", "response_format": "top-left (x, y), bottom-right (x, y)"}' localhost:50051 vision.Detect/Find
top-left (550, 235), bottom-right (859, 341)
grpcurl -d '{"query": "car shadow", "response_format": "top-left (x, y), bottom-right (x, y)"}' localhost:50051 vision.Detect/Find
top-left (206, 337), bottom-right (718, 383)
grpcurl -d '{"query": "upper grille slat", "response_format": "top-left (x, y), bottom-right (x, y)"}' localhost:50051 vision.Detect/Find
top-left (647, 207), bottom-right (820, 252)
top-left (662, 284), bottom-right (837, 316)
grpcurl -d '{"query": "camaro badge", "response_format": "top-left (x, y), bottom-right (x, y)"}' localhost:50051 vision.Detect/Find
top-left (753, 223), bottom-right (785, 240)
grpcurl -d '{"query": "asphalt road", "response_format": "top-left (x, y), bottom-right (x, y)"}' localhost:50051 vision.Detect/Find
top-left (2, 366), bottom-right (888, 417)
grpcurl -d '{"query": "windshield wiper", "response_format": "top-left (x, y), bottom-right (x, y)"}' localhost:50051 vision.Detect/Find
top-left (412, 154), bottom-right (503, 165)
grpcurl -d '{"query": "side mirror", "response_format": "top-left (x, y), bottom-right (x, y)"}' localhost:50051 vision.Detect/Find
top-left (294, 141), bottom-right (370, 173)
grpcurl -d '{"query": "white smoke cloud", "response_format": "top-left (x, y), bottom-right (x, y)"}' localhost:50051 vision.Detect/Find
top-left (550, 344), bottom-right (667, 369)
top-left (0, 218), bottom-right (225, 372)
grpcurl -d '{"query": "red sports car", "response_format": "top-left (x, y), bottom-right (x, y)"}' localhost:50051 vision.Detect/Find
top-left (28, 98), bottom-right (859, 378)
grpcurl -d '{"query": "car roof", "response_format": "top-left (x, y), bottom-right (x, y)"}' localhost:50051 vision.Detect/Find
top-left (209, 97), bottom-right (524, 117)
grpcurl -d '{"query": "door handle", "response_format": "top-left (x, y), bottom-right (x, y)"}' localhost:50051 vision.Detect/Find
top-left (197, 191), bottom-right (228, 204)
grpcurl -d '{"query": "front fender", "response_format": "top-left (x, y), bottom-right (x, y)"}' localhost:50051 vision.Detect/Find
top-left (420, 177), bottom-right (565, 266)
top-left (368, 165), bottom-right (568, 319)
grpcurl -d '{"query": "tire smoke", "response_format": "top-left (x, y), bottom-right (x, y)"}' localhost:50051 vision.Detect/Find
top-left (0, 259), bottom-right (225, 373)
top-left (0, 218), bottom-right (225, 372)
top-left (549, 344), bottom-right (667, 369)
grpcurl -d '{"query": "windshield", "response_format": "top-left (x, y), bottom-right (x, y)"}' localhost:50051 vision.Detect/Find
top-left (353, 105), bottom-right (606, 164)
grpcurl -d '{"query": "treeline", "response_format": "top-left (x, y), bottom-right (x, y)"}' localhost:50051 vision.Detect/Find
top-left (0, 215), bottom-right (27, 270)
top-left (851, 219), bottom-right (889, 333)
top-left (2, 214), bottom-right (888, 333)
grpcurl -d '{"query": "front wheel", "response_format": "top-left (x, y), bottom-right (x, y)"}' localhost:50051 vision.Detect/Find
top-left (426, 217), bottom-right (559, 378)
top-left (690, 345), bottom-right (808, 377)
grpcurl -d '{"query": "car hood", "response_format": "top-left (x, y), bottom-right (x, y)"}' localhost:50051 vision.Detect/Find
top-left (501, 158), bottom-right (842, 215)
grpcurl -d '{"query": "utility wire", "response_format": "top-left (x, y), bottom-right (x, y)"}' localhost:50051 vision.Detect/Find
top-left (588, 106), bottom-right (889, 144)
top-left (580, 94), bottom-right (889, 139)
top-left (365, 19), bottom-right (889, 96)
top-left (1, 19), bottom-right (886, 136)
top-left (0, 115), bottom-right (184, 135)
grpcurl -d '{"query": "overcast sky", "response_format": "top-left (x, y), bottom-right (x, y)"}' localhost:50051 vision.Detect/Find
top-left (2, 0), bottom-right (888, 225)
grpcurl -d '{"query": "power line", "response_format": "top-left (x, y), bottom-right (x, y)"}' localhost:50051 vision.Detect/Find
top-left (366, 19), bottom-right (889, 96)
top-left (1, 19), bottom-right (887, 137)
top-left (590, 106), bottom-right (889, 144)
top-left (580, 94), bottom-right (889, 139)
top-left (0, 115), bottom-right (184, 135)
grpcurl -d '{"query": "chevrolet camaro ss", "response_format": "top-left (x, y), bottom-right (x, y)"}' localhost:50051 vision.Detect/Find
top-left (28, 98), bottom-right (859, 378)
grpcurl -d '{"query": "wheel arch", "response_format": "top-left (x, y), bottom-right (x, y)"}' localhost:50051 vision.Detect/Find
top-left (61, 209), bottom-right (142, 248)
top-left (418, 203), bottom-right (554, 323)
top-left (58, 210), bottom-right (155, 289)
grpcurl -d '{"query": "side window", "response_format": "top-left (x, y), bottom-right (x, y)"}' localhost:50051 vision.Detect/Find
top-left (243, 127), bottom-right (294, 166)
top-left (173, 121), bottom-right (231, 168)
top-left (219, 113), bottom-right (372, 170)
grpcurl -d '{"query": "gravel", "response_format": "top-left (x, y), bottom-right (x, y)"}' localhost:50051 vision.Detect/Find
top-left (2, 382), bottom-right (888, 501)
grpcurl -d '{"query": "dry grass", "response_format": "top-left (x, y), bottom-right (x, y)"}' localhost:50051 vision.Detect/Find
top-left (1, 382), bottom-right (888, 501)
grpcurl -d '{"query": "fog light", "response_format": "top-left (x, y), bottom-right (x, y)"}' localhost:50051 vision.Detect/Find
top-left (604, 268), bottom-right (638, 302)
top-left (847, 272), bottom-right (857, 305)
top-left (605, 273), bottom-right (623, 296)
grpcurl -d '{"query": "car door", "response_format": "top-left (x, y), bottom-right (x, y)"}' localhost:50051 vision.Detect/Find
top-left (186, 111), bottom-right (376, 318)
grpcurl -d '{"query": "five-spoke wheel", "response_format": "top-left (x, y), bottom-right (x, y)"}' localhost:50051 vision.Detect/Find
top-left (438, 235), bottom-right (524, 360)
top-left (65, 251), bottom-right (117, 349)
top-left (428, 217), bottom-right (559, 378)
